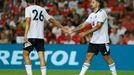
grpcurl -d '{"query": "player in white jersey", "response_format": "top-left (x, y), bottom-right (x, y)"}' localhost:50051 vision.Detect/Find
top-left (23, 0), bottom-right (70, 75)
top-left (72, 0), bottom-right (117, 75)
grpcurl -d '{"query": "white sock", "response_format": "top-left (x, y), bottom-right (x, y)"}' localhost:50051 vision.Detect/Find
top-left (25, 65), bottom-right (32, 75)
top-left (41, 66), bottom-right (46, 75)
top-left (79, 63), bottom-right (90, 75)
top-left (109, 63), bottom-right (117, 75)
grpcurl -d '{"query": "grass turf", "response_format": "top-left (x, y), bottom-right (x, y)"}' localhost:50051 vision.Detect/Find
top-left (0, 70), bottom-right (134, 75)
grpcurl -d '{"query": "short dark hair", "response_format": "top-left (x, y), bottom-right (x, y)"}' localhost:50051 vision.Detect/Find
top-left (26, 0), bottom-right (44, 5)
top-left (96, 0), bottom-right (104, 8)
top-left (26, 0), bottom-right (34, 3)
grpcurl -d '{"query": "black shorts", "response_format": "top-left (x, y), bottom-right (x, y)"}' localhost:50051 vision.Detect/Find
top-left (88, 43), bottom-right (110, 56)
top-left (23, 39), bottom-right (45, 52)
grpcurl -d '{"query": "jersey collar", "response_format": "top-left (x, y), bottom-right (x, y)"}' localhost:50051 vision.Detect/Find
top-left (95, 8), bottom-right (101, 13)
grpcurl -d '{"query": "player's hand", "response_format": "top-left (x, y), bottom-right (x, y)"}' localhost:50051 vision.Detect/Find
top-left (61, 27), bottom-right (72, 34)
top-left (72, 29), bottom-right (78, 33)
top-left (24, 36), bottom-right (28, 43)
top-left (79, 32), bottom-right (87, 38)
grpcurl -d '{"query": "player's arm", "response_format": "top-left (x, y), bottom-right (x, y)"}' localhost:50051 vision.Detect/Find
top-left (24, 17), bottom-right (31, 43)
top-left (44, 9), bottom-right (69, 33)
top-left (24, 7), bottom-right (31, 43)
top-left (48, 18), bottom-right (69, 33)
top-left (49, 18), bottom-right (64, 30)
top-left (72, 22), bottom-right (89, 32)
top-left (85, 22), bottom-right (102, 34)
top-left (80, 11), bottom-right (106, 37)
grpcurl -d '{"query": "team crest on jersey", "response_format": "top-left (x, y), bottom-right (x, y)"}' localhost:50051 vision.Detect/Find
top-left (92, 21), bottom-right (95, 26)
top-left (95, 15), bottom-right (97, 18)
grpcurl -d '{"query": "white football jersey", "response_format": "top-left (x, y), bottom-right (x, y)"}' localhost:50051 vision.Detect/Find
top-left (25, 5), bottom-right (52, 39)
top-left (85, 9), bottom-right (109, 44)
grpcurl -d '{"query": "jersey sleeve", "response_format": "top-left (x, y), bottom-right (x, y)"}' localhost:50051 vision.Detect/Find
top-left (96, 11), bottom-right (107, 23)
top-left (25, 7), bottom-right (31, 18)
top-left (43, 9), bottom-right (53, 21)
top-left (85, 14), bottom-right (92, 23)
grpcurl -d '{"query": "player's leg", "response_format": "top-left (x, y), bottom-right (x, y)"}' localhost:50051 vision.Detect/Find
top-left (23, 50), bottom-right (32, 65)
top-left (79, 52), bottom-right (94, 75)
top-left (100, 44), bottom-right (117, 75)
top-left (37, 51), bottom-right (46, 67)
top-left (79, 43), bottom-right (98, 75)
top-left (37, 51), bottom-right (46, 75)
top-left (103, 55), bottom-right (117, 75)
top-left (35, 39), bottom-right (46, 75)
top-left (23, 50), bottom-right (32, 75)
top-left (23, 39), bottom-right (34, 75)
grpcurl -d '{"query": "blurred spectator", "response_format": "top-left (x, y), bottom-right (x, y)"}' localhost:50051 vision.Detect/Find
top-left (60, 15), bottom-right (68, 25)
top-left (49, 37), bottom-right (57, 44)
top-left (110, 26), bottom-right (120, 44)
top-left (128, 33), bottom-right (134, 44)
top-left (48, 4), bottom-right (59, 15)
top-left (117, 22), bottom-right (127, 36)
top-left (15, 23), bottom-right (24, 44)
top-left (16, 23), bottom-right (24, 36)
top-left (68, 0), bottom-right (78, 10)
top-left (9, 16), bottom-right (17, 29)
top-left (45, 28), bottom-right (56, 43)
top-left (103, 1), bottom-right (111, 14)
top-left (125, 0), bottom-right (133, 11)
top-left (60, 4), bottom-right (72, 16)
top-left (64, 34), bottom-right (75, 44)
top-left (0, 0), bottom-right (133, 44)
top-left (8, 28), bottom-right (16, 43)
top-left (123, 31), bottom-right (130, 44)
top-left (52, 26), bottom-right (62, 38)
top-left (58, 0), bottom-right (68, 9)
top-left (80, 10), bottom-right (89, 22)
top-left (0, 31), bottom-right (8, 43)
top-left (20, 0), bottom-right (27, 8)
top-left (16, 36), bottom-right (24, 44)
top-left (0, 13), bottom-right (6, 30)
top-left (65, 20), bottom-right (76, 36)
top-left (71, 13), bottom-right (81, 27)
top-left (0, 0), bottom-right (4, 12)
top-left (81, 0), bottom-right (90, 10)
top-left (75, 1), bottom-right (85, 16)
top-left (118, 35), bottom-right (127, 44)
top-left (133, 0), bottom-right (134, 8)
top-left (72, 32), bottom-right (80, 44)
top-left (57, 32), bottom-right (67, 44)
top-left (11, 0), bottom-right (21, 15)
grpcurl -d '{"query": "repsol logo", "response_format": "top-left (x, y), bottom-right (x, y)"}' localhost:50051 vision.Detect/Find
top-left (0, 50), bottom-right (79, 66)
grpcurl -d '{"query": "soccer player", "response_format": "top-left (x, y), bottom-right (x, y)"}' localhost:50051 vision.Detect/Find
top-left (23, 0), bottom-right (69, 75)
top-left (72, 0), bottom-right (117, 75)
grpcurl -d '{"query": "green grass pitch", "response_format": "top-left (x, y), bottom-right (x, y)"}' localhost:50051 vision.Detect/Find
top-left (0, 70), bottom-right (134, 75)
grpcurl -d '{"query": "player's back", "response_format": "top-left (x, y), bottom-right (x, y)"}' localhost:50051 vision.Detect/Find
top-left (25, 5), bottom-right (46, 39)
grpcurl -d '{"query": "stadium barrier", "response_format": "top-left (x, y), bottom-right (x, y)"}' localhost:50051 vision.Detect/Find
top-left (0, 44), bottom-right (134, 70)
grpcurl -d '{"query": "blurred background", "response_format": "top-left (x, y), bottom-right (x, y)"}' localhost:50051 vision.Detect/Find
top-left (0, 0), bottom-right (134, 44)
top-left (0, 0), bottom-right (134, 75)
